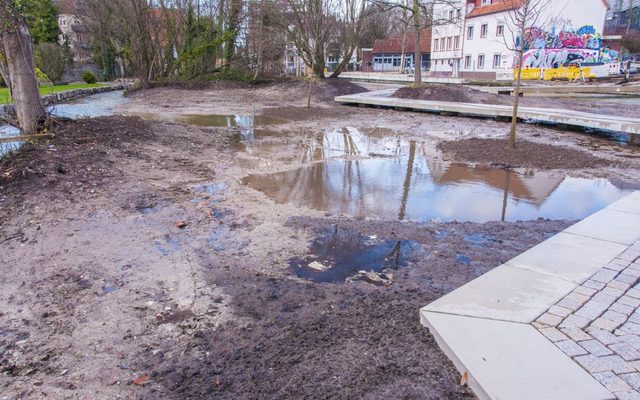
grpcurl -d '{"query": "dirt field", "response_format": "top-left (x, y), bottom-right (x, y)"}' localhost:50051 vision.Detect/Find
top-left (1, 80), bottom-right (640, 399)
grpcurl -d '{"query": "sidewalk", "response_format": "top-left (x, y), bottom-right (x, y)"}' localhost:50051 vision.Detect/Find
top-left (421, 191), bottom-right (640, 400)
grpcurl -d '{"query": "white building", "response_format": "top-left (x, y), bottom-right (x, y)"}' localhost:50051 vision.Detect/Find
top-left (430, 0), bottom-right (466, 78)
top-left (432, 0), bottom-right (610, 80)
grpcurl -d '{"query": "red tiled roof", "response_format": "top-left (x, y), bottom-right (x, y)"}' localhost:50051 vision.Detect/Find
top-left (467, 0), bottom-right (523, 18)
top-left (372, 29), bottom-right (432, 54)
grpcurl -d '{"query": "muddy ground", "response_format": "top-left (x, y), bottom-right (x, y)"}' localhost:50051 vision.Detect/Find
top-left (1, 80), bottom-right (640, 399)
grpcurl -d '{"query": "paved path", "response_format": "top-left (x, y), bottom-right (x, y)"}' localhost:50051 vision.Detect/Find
top-left (421, 191), bottom-right (640, 400)
top-left (335, 90), bottom-right (640, 137)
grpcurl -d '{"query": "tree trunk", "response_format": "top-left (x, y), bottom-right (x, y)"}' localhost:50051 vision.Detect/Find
top-left (509, 48), bottom-right (525, 149)
top-left (1, 19), bottom-right (46, 134)
top-left (413, 0), bottom-right (421, 84)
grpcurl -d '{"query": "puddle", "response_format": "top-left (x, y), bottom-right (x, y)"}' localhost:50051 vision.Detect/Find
top-left (242, 133), bottom-right (634, 223)
top-left (123, 112), bottom-right (285, 134)
top-left (289, 227), bottom-right (420, 283)
top-left (154, 235), bottom-right (181, 256)
top-left (194, 182), bottom-right (227, 196)
top-left (0, 125), bottom-right (22, 157)
top-left (50, 90), bottom-right (129, 118)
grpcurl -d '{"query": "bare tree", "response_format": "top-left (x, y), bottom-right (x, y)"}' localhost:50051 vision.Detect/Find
top-left (328, 0), bottom-right (367, 77)
top-left (35, 43), bottom-right (69, 84)
top-left (0, 0), bottom-right (46, 134)
top-left (504, 0), bottom-right (552, 148)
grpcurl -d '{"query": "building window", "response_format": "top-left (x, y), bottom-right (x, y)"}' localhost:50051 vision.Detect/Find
top-left (481, 0), bottom-right (492, 4)
top-left (446, 37), bottom-right (452, 50)
top-left (493, 53), bottom-right (501, 68)
top-left (434, 39), bottom-right (439, 51)
top-left (496, 24), bottom-right (504, 37)
top-left (467, 26), bottom-right (474, 40)
top-left (478, 54), bottom-right (485, 69)
top-left (454, 36), bottom-right (460, 50)
top-left (440, 37), bottom-right (445, 49)
top-left (456, 9), bottom-right (461, 21)
top-left (481, 24), bottom-right (488, 38)
top-left (449, 9), bottom-right (454, 20)
top-left (465, 55), bottom-right (471, 69)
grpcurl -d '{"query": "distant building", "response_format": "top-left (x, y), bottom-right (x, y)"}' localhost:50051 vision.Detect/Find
top-left (58, 13), bottom-right (92, 63)
top-left (604, 0), bottom-right (640, 51)
top-left (430, 0), bottom-right (610, 80)
top-left (362, 29), bottom-right (432, 72)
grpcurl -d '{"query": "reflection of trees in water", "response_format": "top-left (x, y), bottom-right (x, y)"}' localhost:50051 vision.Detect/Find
top-left (501, 169), bottom-right (512, 222)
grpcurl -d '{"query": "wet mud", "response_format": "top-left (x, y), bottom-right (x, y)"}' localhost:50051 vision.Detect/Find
top-left (1, 80), bottom-right (640, 399)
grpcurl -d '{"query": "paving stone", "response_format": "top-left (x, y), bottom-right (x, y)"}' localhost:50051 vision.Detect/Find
top-left (607, 261), bottom-right (630, 272)
top-left (626, 269), bottom-right (640, 278)
top-left (593, 317), bottom-right (624, 331)
top-left (556, 340), bottom-right (588, 357)
top-left (611, 343), bottom-right (640, 361)
top-left (620, 250), bottom-right (640, 262)
top-left (575, 285), bottom-right (598, 297)
top-left (620, 296), bottom-right (640, 308)
top-left (592, 370), bottom-right (632, 392)
top-left (620, 273), bottom-right (640, 284)
top-left (611, 302), bottom-right (637, 316)
top-left (584, 279), bottom-right (607, 291)
top-left (574, 354), bottom-right (635, 374)
top-left (539, 327), bottom-right (570, 343)
top-left (579, 339), bottom-right (613, 356)
top-left (576, 299), bottom-right (613, 321)
top-left (536, 313), bottom-right (563, 327)
top-left (561, 326), bottom-right (592, 342)
top-left (593, 292), bottom-right (621, 306)
top-left (587, 327), bottom-right (621, 345)
top-left (560, 314), bottom-right (590, 330)
top-left (620, 322), bottom-right (640, 336)
top-left (610, 280), bottom-right (633, 291)
top-left (603, 310), bottom-right (630, 325)
top-left (629, 312), bottom-right (640, 325)
top-left (614, 390), bottom-right (640, 400)
top-left (621, 372), bottom-right (640, 391)
top-left (621, 335), bottom-right (640, 351)
top-left (548, 305), bottom-right (573, 318)
top-left (592, 268), bottom-right (620, 283)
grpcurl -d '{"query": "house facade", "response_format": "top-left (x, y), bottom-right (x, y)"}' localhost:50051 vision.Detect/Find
top-left (431, 0), bottom-right (610, 80)
top-left (364, 29), bottom-right (432, 72)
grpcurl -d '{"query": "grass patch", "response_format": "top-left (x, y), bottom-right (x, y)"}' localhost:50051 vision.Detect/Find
top-left (0, 83), bottom-right (107, 104)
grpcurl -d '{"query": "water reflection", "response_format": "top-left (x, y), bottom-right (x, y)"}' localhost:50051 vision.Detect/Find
top-left (0, 125), bottom-right (22, 157)
top-left (50, 90), bottom-right (129, 118)
top-left (123, 112), bottom-right (285, 134)
top-left (242, 129), bottom-right (633, 223)
top-left (289, 226), bottom-right (420, 283)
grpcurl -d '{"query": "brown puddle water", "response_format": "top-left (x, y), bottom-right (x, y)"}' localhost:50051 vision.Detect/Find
top-left (123, 112), bottom-right (285, 128)
top-left (241, 128), bottom-right (636, 223)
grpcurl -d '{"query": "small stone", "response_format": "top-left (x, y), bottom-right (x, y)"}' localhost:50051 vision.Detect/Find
top-left (619, 296), bottom-right (640, 308)
top-left (583, 280), bottom-right (606, 291)
top-left (555, 340), bottom-right (588, 357)
top-left (548, 305), bottom-right (572, 318)
top-left (611, 302), bottom-right (636, 316)
top-left (593, 370), bottom-right (631, 392)
top-left (587, 327), bottom-right (621, 345)
top-left (619, 322), bottom-right (640, 336)
top-left (621, 372), bottom-right (640, 391)
top-left (593, 317), bottom-right (623, 332)
top-left (560, 314), bottom-right (590, 330)
top-left (609, 280), bottom-right (632, 292)
top-left (591, 268), bottom-right (619, 283)
top-left (603, 310), bottom-right (629, 325)
top-left (611, 343), bottom-right (640, 361)
top-left (536, 312), bottom-right (562, 327)
top-left (579, 339), bottom-right (613, 356)
top-left (560, 327), bottom-right (591, 342)
top-left (574, 285), bottom-right (598, 297)
top-left (618, 274), bottom-right (640, 285)
top-left (539, 327), bottom-right (569, 343)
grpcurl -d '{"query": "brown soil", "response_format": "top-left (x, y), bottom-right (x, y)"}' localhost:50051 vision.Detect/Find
top-left (394, 85), bottom-right (513, 105)
top-left (438, 138), bottom-right (611, 169)
top-left (1, 81), bottom-right (639, 399)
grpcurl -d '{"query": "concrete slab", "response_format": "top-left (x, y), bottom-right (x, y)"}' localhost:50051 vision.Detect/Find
top-left (564, 209), bottom-right (640, 246)
top-left (507, 232), bottom-right (628, 283)
top-left (421, 312), bottom-right (614, 400)
top-left (334, 91), bottom-right (640, 135)
top-left (608, 191), bottom-right (640, 215)
top-left (423, 264), bottom-right (576, 323)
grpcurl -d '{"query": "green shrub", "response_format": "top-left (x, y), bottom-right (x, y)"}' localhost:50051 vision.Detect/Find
top-left (82, 70), bottom-right (97, 84)
top-left (35, 68), bottom-right (49, 83)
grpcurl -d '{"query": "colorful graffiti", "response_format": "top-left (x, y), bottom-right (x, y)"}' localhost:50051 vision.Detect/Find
top-left (520, 24), bottom-right (608, 69)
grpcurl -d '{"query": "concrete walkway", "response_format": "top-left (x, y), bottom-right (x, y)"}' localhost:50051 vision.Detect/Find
top-left (421, 191), bottom-right (640, 400)
top-left (335, 90), bottom-right (640, 136)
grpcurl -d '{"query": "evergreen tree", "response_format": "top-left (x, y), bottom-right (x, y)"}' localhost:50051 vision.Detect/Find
top-left (18, 0), bottom-right (61, 44)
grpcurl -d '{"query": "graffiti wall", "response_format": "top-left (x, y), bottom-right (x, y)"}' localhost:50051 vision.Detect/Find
top-left (520, 24), bottom-right (612, 69)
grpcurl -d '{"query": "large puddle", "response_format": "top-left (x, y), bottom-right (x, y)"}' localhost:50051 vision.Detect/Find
top-left (122, 112), bottom-right (285, 129)
top-left (242, 128), bottom-right (635, 223)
